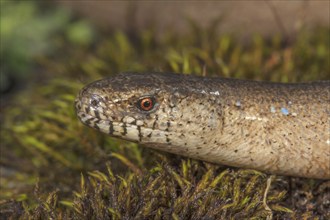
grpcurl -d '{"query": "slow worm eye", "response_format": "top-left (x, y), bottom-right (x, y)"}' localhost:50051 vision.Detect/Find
top-left (138, 97), bottom-right (155, 111)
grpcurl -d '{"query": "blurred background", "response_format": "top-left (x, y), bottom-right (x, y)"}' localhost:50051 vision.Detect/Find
top-left (58, 1), bottom-right (329, 40)
top-left (1, 1), bottom-right (329, 219)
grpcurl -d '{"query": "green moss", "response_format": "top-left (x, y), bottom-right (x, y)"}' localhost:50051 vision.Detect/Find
top-left (1, 2), bottom-right (329, 219)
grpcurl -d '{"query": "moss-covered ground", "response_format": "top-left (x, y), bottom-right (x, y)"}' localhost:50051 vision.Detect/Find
top-left (0, 1), bottom-right (329, 219)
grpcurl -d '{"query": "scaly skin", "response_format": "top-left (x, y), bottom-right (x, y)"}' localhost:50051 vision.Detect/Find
top-left (75, 72), bottom-right (330, 179)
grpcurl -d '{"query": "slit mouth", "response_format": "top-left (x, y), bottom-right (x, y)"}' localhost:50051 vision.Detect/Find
top-left (76, 110), bottom-right (166, 133)
top-left (76, 111), bottom-right (98, 124)
top-left (74, 98), bottom-right (82, 111)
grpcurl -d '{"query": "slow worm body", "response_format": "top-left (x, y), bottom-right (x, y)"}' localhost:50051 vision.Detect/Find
top-left (75, 72), bottom-right (330, 179)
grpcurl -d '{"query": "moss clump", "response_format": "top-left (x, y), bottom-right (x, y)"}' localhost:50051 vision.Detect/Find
top-left (1, 2), bottom-right (329, 219)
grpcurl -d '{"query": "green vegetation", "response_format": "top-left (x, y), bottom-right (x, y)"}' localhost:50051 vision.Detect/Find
top-left (1, 1), bottom-right (329, 219)
top-left (0, 1), bottom-right (94, 93)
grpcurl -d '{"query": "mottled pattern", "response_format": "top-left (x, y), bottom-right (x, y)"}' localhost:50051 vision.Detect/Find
top-left (75, 72), bottom-right (330, 179)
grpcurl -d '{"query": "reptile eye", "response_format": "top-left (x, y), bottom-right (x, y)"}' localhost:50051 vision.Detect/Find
top-left (138, 97), bottom-right (155, 111)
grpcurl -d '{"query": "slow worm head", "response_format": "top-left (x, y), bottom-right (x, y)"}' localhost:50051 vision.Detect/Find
top-left (75, 72), bottom-right (330, 179)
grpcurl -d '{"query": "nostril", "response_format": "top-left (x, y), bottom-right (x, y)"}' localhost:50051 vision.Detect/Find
top-left (89, 94), bottom-right (102, 108)
top-left (90, 99), bottom-right (98, 107)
